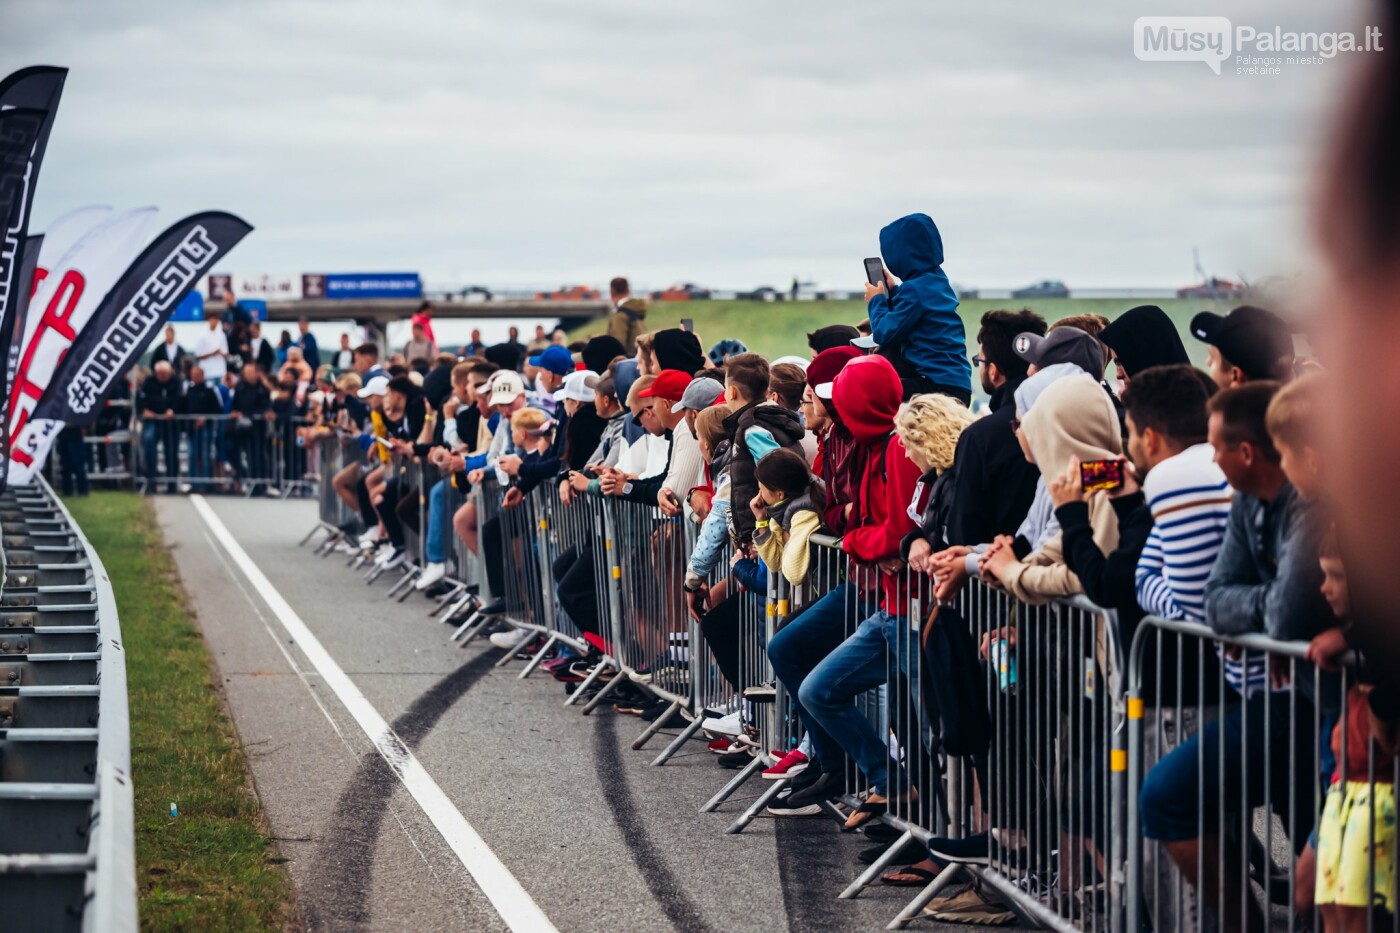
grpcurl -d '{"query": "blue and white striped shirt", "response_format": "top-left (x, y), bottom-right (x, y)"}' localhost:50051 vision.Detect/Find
top-left (1135, 444), bottom-right (1263, 692)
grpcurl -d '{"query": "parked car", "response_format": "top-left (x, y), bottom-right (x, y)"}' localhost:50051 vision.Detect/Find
top-left (650, 283), bottom-right (712, 301)
top-left (457, 285), bottom-right (492, 302)
top-left (1011, 279), bottom-right (1070, 299)
top-left (536, 285), bottom-right (601, 301)
top-left (1176, 277), bottom-right (1247, 300)
top-left (737, 286), bottom-right (780, 302)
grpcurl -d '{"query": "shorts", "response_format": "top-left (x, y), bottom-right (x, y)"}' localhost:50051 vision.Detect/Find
top-left (1316, 780), bottom-right (1396, 912)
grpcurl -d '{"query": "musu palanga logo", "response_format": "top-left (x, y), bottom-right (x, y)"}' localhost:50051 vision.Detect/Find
top-left (1134, 16), bottom-right (1383, 75)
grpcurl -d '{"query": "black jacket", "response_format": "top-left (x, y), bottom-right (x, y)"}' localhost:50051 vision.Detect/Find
top-left (901, 466), bottom-right (958, 558)
top-left (724, 401), bottom-right (806, 544)
top-left (181, 382), bottom-right (224, 419)
top-left (562, 406), bottom-right (607, 473)
top-left (231, 380), bottom-right (270, 417)
top-left (138, 375), bottom-right (183, 415)
top-left (945, 381), bottom-right (1039, 547)
top-left (249, 338), bottom-right (277, 374)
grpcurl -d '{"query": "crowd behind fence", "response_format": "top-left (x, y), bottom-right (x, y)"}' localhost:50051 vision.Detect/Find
top-left (299, 431), bottom-right (1395, 932)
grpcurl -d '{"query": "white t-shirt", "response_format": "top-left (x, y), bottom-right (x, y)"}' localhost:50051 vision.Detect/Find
top-left (194, 327), bottom-right (229, 382)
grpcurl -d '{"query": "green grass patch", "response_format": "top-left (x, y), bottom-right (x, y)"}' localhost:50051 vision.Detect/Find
top-left (570, 296), bottom-right (1228, 368)
top-left (64, 492), bottom-right (297, 932)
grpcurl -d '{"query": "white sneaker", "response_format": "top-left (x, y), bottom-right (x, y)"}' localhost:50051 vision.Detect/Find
top-left (489, 627), bottom-right (533, 650)
top-left (415, 562), bottom-right (446, 590)
top-left (701, 710), bottom-right (742, 737)
top-left (358, 529), bottom-right (381, 549)
top-left (333, 540), bottom-right (358, 555)
top-left (375, 546), bottom-right (405, 569)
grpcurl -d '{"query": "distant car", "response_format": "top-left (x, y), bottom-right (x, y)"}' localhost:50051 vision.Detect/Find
top-left (1177, 277), bottom-right (1246, 300)
top-left (953, 284), bottom-right (980, 300)
top-left (457, 286), bottom-right (492, 303)
top-left (651, 283), bottom-right (712, 301)
top-left (1011, 280), bottom-right (1070, 299)
top-left (737, 286), bottom-right (780, 302)
top-left (536, 285), bottom-right (601, 301)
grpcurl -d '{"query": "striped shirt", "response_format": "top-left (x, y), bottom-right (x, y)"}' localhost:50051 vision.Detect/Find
top-left (1135, 444), bottom-right (1263, 693)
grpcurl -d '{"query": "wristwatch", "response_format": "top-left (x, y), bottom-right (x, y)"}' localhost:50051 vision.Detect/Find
top-left (622, 481), bottom-right (634, 495)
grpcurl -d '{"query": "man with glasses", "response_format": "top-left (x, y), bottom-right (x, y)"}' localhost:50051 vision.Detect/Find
top-left (939, 309), bottom-right (1047, 549)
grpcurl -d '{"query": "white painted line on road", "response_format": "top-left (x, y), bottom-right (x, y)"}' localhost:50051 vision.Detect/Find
top-left (189, 495), bottom-right (558, 933)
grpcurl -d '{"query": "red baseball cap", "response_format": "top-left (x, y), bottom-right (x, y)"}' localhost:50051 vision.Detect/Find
top-left (638, 369), bottom-right (693, 402)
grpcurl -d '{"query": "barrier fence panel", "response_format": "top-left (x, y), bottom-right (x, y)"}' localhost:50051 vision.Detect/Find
top-left (132, 414), bottom-right (316, 497)
top-left (1126, 617), bottom-right (1396, 933)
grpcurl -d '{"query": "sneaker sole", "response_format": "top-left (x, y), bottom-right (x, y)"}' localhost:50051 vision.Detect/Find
top-left (925, 846), bottom-right (991, 867)
top-left (765, 804), bottom-right (823, 817)
top-left (924, 910), bottom-right (1015, 926)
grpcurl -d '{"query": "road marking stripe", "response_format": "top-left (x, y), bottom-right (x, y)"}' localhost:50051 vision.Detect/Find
top-left (189, 495), bottom-right (558, 933)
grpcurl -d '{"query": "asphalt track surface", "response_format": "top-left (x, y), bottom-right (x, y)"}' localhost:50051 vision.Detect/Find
top-left (155, 495), bottom-right (966, 932)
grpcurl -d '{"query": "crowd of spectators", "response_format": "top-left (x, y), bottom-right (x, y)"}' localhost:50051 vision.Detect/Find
top-left (307, 220), bottom-right (1392, 930)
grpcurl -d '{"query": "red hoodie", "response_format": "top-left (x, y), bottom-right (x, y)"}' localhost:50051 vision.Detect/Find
top-left (830, 355), bottom-right (921, 613)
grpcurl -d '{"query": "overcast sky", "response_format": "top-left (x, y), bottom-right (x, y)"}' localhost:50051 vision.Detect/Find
top-left (2, 0), bottom-right (1377, 292)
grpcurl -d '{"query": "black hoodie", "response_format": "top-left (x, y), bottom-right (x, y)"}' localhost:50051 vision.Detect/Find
top-left (1099, 305), bottom-right (1190, 379)
top-left (652, 329), bottom-right (706, 375)
top-left (944, 379), bottom-right (1039, 547)
top-left (723, 401), bottom-right (806, 544)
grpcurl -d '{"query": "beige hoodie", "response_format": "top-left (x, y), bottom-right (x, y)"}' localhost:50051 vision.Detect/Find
top-left (994, 375), bottom-right (1122, 604)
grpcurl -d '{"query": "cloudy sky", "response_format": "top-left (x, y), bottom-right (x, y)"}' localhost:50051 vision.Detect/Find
top-left (2, 0), bottom-right (1377, 292)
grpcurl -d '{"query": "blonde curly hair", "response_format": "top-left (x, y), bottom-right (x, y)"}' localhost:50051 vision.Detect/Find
top-left (895, 394), bottom-right (977, 473)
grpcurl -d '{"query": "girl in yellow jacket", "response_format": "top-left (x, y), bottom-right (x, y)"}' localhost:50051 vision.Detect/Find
top-left (750, 448), bottom-right (827, 587)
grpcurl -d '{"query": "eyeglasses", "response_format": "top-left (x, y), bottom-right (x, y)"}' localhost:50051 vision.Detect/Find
top-left (1010, 416), bottom-right (1022, 432)
top-left (971, 356), bottom-right (987, 367)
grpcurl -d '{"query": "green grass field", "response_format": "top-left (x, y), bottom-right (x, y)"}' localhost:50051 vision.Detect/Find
top-left (63, 493), bottom-right (297, 932)
top-left (570, 296), bottom-right (1226, 369)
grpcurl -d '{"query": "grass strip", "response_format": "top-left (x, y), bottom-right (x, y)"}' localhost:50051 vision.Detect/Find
top-left (64, 491), bottom-right (297, 932)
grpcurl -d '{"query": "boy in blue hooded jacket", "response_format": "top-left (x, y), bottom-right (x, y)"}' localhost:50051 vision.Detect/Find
top-left (866, 213), bottom-right (972, 403)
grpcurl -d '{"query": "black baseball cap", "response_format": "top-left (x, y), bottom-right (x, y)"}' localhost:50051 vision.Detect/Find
top-left (1189, 305), bottom-right (1293, 381)
top-left (807, 324), bottom-right (861, 354)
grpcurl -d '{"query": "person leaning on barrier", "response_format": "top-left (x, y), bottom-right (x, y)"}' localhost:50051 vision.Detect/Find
top-left (367, 376), bottom-right (430, 571)
top-left (806, 347), bottom-right (864, 535)
top-left (766, 355), bottom-right (920, 817)
top-left (931, 363), bottom-right (1081, 602)
top-left (942, 309), bottom-right (1046, 551)
top-left (182, 365), bottom-right (223, 490)
top-left (978, 373), bottom-right (1123, 603)
top-left (1139, 381), bottom-right (1333, 933)
top-left (138, 360), bottom-right (184, 493)
top-left (722, 354), bottom-right (804, 546)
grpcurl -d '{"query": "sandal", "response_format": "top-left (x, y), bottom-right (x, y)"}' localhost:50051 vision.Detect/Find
top-left (882, 865), bottom-right (936, 886)
top-left (842, 795), bottom-right (887, 831)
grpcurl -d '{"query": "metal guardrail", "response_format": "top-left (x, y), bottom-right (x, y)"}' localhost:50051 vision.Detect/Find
top-left (0, 479), bottom-right (136, 933)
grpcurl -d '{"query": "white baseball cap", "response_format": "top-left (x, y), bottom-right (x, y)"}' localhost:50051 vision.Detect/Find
top-left (357, 375), bottom-right (390, 398)
top-left (554, 370), bottom-right (598, 403)
top-left (488, 370), bottom-right (527, 407)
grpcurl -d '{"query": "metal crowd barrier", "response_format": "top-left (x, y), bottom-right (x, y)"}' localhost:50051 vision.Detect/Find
top-left (1127, 616), bottom-right (1396, 933)
top-left (298, 453), bottom-right (1390, 933)
top-left (131, 413), bottom-right (316, 497)
top-left (0, 479), bottom-right (136, 932)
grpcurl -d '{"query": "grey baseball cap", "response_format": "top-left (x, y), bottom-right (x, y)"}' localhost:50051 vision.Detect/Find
top-left (671, 376), bottom-right (724, 414)
top-left (1012, 328), bottom-right (1106, 379)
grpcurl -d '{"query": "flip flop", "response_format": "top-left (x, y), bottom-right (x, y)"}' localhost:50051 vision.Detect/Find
top-left (842, 796), bottom-right (887, 832)
top-left (881, 865), bottom-right (938, 886)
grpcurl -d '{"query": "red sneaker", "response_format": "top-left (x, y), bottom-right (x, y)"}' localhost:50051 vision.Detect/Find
top-left (708, 737), bottom-right (733, 754)
top-left (762, 748), bottom-right (809, 780)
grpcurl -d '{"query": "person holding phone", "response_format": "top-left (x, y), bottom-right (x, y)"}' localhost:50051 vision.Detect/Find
top-left (864, 212), bottom-right (972, 404)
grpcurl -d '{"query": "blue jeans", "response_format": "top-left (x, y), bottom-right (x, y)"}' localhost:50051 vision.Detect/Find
top-left (799, 610), bottom-right (920, 796)
top-left (767, 583), bottom-right (874, 772)
top-left (141, 420), bottom-right (179, 486)
top-left (187, 426), bottom-right (212, 485)
top-left (425, 477), bottom-right (450, 564)
top-left (1140, 691), bottom-right (1316, 853)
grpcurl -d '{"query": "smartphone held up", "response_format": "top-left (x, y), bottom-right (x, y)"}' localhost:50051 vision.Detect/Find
top-left (863, 257), bottom-right (886, 289)
top-left (1079, 458), bottom-right (1125, 494)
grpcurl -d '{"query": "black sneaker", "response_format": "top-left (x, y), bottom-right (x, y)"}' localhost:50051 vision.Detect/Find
top-left (717, 748), bottom-right (752, 769)
top-left (784, 770), bottom-right (847, 808)
top-left (925, 832), bottom-right (990, 866)
top-left (424, 581), bottom-right (455, 599)
top-left (765, 787), bottom-right (823, 817)
top-left (742, 682), bottom-right (777, 703)
top-left (478, 600), bottom-right (507, 615)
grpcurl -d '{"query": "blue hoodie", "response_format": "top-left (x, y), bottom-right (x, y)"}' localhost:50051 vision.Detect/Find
top-left (867, 213), bottom-right (971, 393)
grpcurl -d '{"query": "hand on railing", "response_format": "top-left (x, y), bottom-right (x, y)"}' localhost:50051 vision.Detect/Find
top-left (558, 478), bottom-right (573, 505)
top-left (658, 487), bottom-right (682, 517)
top-left (877, 556), bottom-right (905, 576)
top-left (468, 468), bottom-right (486, 485)
top-left (685, 583), bottom-right (709, 621)
top-left (978, 534), bottom-right (1017, 583)
top-left (1305, 626), bottom-right (1350, 671)
top-left (502, 486), bottom-right (523, 509)
top-left (497, 454), bottom-right (522, 477)
top-left (689, 488), bottom-right (712, 521)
